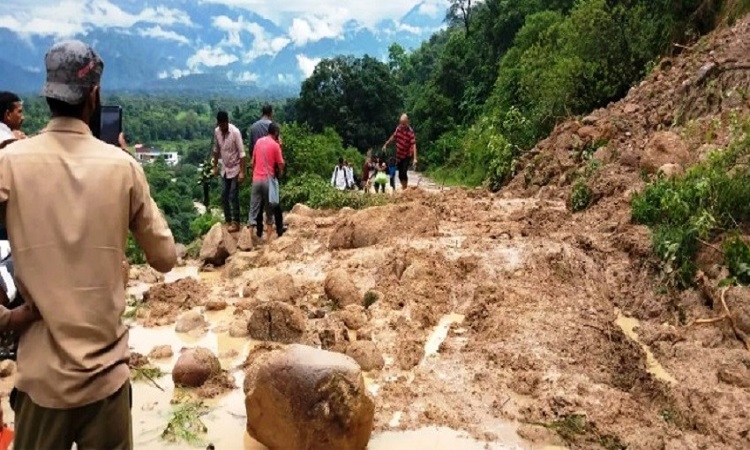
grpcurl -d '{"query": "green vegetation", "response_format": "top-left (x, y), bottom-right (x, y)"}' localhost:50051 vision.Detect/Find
top-left (632, 119), bottom-right (750, 287)
top-left (363, 291), bottom-right (379, 309)
top-left (282, 174), bottom-right (388, 211)
top-left (386, 0), bottom-right (741, 189)
top-left (541, 414), bottom-right (626, 450)
top-left (570, 180), bottom-right (593, 212)
top-left (162, 396), bottom-right (209, 445)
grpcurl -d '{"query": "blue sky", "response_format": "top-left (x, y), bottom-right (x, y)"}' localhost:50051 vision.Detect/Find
top-left (0, 0), bottom-right (448, 82)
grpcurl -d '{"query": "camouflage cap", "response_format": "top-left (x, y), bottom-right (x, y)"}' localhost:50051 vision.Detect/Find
top-left (41, 40), bottom-right (104, 104)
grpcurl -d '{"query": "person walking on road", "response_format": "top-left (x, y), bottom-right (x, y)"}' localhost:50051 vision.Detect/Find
top-left (0, 39), bottom-right (177, 449)
top-left (212, 111), bottom-right (245, 232)
top-left (382, 113), bottom-right (418, 190)
top-left (250, 122), bottom-right (286, 239)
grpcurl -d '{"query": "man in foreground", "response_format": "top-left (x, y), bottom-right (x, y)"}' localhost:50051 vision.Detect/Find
top-left (251, 122), bottom-right (285, 239)
top-left (0, 40), bottom-right (177, 449)
top-left (0, 92), bottom-right (26, 149)
top-left (383, 113), bottom-right (418, 190)
top-left (212, 111), bottom-right (245, 232)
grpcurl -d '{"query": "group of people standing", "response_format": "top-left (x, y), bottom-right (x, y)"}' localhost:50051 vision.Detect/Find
top-left (210, 105), bottom-right (286, 238)
top-left (331, 113), bottom-right (419, 194)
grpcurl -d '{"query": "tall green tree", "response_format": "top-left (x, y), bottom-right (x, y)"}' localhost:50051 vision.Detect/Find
top-left (296, 55), bottom-right (403, 152)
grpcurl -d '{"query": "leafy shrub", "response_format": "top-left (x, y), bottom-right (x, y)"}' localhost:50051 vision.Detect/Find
top-left (189, 212), bottom-right (222, 239)
top-left (570, 180), bottom-right (592, 212)
top-left (126, 234), bottom-right (145, 265)
top-left (723, 236), bottom-right (750, 284)
top-left (632, 127), bottom-right (750, 287)
top-left (281, 174), bottom-right (388, 211)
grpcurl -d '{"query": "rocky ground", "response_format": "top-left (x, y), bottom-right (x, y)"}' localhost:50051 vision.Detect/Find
top-left (2, 14), bottom-right (750, 450)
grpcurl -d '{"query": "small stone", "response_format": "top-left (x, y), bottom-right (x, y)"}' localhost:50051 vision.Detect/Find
top-left (173, 347), bottom-right (221, 388)
top-left (582, 115), bottom-right (599, 126)
top-left (337, 305), bottom-right (368, 330)
top-left (175, 310), bottom-right (208, 333)
top-left (346, 341), bottom-right (385, 371)
top-left (247, 302), bottom-right (306, 344)
top-left (148, 345), bottom-right (174, 360)
top-left (206, 299), bottom-right (228, 311)
top-left (323, 269), bottom-right (360, 308)
top-left (237, 227), bottom-right (256, 251)
top-left (229, 319), bottom-right (251, 338)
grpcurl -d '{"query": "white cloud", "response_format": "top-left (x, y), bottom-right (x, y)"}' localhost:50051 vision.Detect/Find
top-left (0, 0), bottom-right (192, 38)
top-left (228, 71), bottom-right (259, 83)
top-left (397, 23), bottom-right (424, 34)
top-left (296, 54), bottom-right (321, 78)
top-left (288, 14), bottom-right (346, 47)
top-left (202, 0), bottom-right (423, 28)
top-left (417, 0), bottom-right (447, 18)
top-left (187, 46), bottom-right (238, 69)
top-left (138, 26), bottom-right (190, 45)
top-left (212, 16), bottom-right (290, 61)
top-left (277, 73), bottom-right (298, 84)
top-left (158, 68), bottom-right (200, 79)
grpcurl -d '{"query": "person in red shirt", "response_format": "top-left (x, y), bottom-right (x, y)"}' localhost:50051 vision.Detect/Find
top-left (250, 122), bottom-right (286, 238)
top-left (382, 113), bottom-right (418, 190)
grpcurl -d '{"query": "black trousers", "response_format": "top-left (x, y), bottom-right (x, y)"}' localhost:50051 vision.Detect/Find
top-left (202, 182), bottom-right (210, 209)
top-left (221, 176), bottom-right (240, 223)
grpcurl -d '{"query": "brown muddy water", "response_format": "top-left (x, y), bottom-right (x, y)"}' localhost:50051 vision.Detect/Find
top-left (0, 265), bottom-right (562, 449)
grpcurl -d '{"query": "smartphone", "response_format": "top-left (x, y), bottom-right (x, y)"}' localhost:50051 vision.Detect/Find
top-left (100, 105), bottom-right (123, 146)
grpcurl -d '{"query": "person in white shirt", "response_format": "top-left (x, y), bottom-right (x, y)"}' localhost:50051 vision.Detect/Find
top-left (331, 158), bottom-right (350, 190)
top-left (344, 160), bottom-right (355, 190)
top-left (0, 92), bottom-right (26, 149)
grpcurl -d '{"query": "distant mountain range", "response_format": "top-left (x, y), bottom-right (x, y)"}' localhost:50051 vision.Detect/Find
top-left (0, 0), bottom-right (447, 97)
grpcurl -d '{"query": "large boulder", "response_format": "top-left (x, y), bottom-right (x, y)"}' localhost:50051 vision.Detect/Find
top-left (247, 302), bottom-right (306, 344)
top-left (173, 347), bottom-right (221, 388)
top-left (324, 269), bottom-right (361, 308)
top-left (244, 344), bottom-right (375, 450)
top-left (199, 223), bottom-right (238, 266)
top-left (641, 131), bottom-right (690, 174)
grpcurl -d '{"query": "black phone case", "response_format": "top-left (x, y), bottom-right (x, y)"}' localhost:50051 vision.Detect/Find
top-left (0, 295), bottom-right (23, 361)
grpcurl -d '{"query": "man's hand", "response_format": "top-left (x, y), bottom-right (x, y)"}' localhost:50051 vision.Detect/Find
top-left (118, 132), bottom-right (128, 151)
top-left (212, 165), bottom-right (218, 177)
top-left (238, 172), bottom-right (245, 184)
top-left (413, 157), bottom-right (418, 167)
top-left (11, 130), bottom-right (26, 140)
top-left (7, 304), bottom-right (41, 332)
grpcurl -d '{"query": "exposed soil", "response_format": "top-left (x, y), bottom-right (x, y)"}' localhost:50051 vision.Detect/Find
top-left (140, 277), bottom-right (210, 326)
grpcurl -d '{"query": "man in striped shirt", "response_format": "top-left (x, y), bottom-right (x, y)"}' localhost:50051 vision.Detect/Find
top-left (383, 113), bottom-right (418, 189)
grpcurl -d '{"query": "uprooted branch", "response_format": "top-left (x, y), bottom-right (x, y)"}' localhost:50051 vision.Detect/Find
top-left (692, 285), bottom-right (750, 351)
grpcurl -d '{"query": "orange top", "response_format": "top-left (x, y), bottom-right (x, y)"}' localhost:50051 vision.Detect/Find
top-left (0, 428), bottom-right (14, 450)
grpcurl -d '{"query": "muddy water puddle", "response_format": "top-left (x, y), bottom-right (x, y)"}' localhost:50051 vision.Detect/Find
top-left (123, 266), bottom-right (542, 449)
top-left (614, 310), bottom-right (677, 384)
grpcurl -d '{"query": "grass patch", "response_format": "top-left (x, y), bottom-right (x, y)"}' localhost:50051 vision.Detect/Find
top-left (540, 414), bottom-right (626, 450)
top-left (131, 365), bottom-right (164, 382)
top-left (632, 120), bottom-right (750, 288)
top-left (162, 396), bottom-right (209, 445)
top-left (123, 296), bottom-right (145, 319)
top-left (363, 291), bottom-right (379, 309)
top-left (281, 174), bottom-right (389, 211)
top-left (570, 180), bottom-right (593, 212)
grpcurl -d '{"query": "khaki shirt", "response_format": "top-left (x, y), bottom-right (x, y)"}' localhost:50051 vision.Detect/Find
top-left (0, 117), bottom-right (176, 409)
